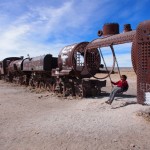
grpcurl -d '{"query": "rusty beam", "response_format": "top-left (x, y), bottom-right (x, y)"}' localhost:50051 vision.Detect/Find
top-left (87, 30), bottom-right (136, 49)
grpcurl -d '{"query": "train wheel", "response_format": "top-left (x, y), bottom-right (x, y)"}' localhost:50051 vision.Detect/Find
top-left (29, 79), bottom-right (34, 87)
top-left (39, 82), bottom-right (45, 90)
top-left (46, 83), bottom-right (54, 92)
top-left (34, 81), bottom-right (39, 88)
top-left (75, 84), bottom-right (83, 98)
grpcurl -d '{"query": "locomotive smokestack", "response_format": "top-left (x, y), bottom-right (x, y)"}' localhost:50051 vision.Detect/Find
top-left (123, 24), bottom-right (132, 32)
top-left (20, 56), bottom-right (24, 59)
top-left (103, 23), bottom-right (119, 36)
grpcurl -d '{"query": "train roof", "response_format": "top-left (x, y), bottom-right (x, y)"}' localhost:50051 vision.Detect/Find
top-left (2, 57), bottom-right (22, 62)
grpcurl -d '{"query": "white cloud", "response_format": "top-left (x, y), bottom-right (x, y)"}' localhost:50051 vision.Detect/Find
top-left (0, 1), bottom-right (74, 60)
top-left (0, 0), bottom-right (102, 60)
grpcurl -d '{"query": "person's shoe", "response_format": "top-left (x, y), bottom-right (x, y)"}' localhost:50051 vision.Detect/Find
top-left (105, 100), bottom-right (111, 105)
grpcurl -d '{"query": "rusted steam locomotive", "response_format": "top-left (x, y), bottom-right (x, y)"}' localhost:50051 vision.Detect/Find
top-left (0, 42), bottom-right (106, 97)
top-left (1, 20), bottom-right (150, 104)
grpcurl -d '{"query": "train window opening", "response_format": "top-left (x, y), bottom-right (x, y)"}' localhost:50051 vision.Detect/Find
top-left (76, 52), bottom-right (84, 67)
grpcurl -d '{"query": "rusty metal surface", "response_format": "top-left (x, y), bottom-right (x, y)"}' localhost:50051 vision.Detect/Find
top-left (87, 30), bottom-right (136, 49)
top-left (82, 79), bottom-right (106, 97)
top-left (135, 20), bottom-right (150, 104)
top-left (23, 54), bottom-right (57, 72)
top-left (31, 54), bottom-right (52, 71)
top-left (31, 55), bottom-right (46, 71)
top-left (23, 58), bottom-right (31, 71)
top-left (131, 35), bottom-right (137, 73)
top-left (58, 43), bottom-right (77, 70)
top-left (1, 57), bottom-right (21, 75)
top-left (56, 41), bottom-right (101, 78)
top-left (103, 23), bottom-right (119, 36)
top-left (57, 42), bottom-right (89, 77)
top-left (123, 24), bottom-right (132, 32)
top-left (84, 48), bottom-right (101, 77)
top-left (8, 59), bottom-right (23, 73)
top-left (0, 61), bottom-right (2, 76)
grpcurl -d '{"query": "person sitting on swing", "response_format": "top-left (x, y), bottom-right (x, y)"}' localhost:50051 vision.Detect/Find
top-left (105, 75), bottom-right (129, 105)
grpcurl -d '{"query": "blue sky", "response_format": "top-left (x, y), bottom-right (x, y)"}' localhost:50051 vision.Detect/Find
top-left (0, 0), bottom-right (149, 67)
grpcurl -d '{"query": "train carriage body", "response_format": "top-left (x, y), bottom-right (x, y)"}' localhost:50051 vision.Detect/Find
top-left (23, 54), bottom-right (57, 72)
top-left (0, 57), bottom-right (22, 75)
top-left (8, 59), bottom-right (23, 74)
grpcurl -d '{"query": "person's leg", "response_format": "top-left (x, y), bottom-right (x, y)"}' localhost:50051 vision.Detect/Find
top-left (106, 87), bottom-right (122, 104)
top-left (106, 87), bottom-right (117, 104)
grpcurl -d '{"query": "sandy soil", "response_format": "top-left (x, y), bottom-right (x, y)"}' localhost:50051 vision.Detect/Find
top-left (0, 70), bottom-right (150, 150)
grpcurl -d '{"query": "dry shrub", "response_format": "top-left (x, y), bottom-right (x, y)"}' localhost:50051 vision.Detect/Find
top-left (137, 108), bottom-right (150, 122)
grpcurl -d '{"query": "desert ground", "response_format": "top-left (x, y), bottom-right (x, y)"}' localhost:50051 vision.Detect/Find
top-left (0, 69), bottom-right (150, 150)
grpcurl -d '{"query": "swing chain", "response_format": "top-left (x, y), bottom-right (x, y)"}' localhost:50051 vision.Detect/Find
top-left (99, 47), bottom-right (113, 88)
top-left (110, 45), bottom-right (122, 78)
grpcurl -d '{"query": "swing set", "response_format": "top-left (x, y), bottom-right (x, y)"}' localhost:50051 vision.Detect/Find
top-left (85, 44), bottom-right (129, 94)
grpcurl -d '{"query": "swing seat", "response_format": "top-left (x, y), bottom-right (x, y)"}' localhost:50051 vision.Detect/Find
top-left (118, 90), bottom-right (127, 95)
top-left (118, 85), bottom-right (129, 95)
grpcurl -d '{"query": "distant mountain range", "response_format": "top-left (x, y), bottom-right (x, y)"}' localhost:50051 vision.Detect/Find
top-left (100, 67), bottom-right (134, 72)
